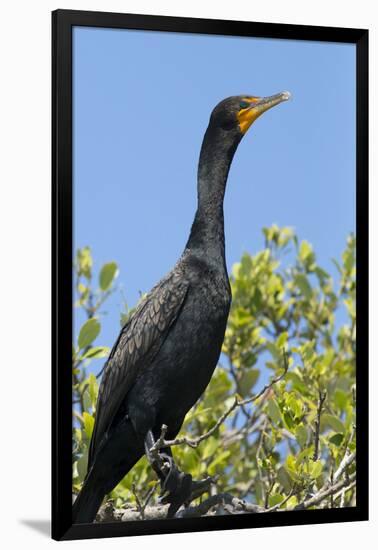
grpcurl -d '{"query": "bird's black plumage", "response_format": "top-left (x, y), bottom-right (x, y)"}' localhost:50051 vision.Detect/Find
top-left (72, 92), bottom-right (290, 523)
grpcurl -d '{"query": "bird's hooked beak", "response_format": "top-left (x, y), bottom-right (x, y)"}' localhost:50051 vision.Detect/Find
top-left (237, 91), bottom-right (291, 134)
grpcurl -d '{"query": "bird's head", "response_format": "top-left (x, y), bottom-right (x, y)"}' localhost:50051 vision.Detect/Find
top-left (209, 91), bottom-right (291, 136)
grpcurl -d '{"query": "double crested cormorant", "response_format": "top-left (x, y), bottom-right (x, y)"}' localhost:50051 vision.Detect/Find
top-left (73, 91), bottom-right (291, 523)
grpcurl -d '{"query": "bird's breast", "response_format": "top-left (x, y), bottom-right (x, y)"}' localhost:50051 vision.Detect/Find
top-left (150, 272), bottom-right (230, 407)
top-left (128, 256), bottom-right (231, 430)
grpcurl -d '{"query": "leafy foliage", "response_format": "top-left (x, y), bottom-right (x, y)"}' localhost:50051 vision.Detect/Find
top-left (72, 226), bottom-right (356, 514)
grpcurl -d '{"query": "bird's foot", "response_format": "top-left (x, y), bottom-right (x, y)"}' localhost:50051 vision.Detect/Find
top-left (158, 453), bottom-right (216, 518)
top-left (144, 430), bottom-right (217, 517)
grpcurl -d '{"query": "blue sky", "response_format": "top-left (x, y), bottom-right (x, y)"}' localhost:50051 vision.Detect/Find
top-left (73, 27), bottom-right (356, 379)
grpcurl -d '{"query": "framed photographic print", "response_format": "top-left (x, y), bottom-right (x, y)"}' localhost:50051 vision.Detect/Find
top-left (52, 9), bottom-right (368, 541)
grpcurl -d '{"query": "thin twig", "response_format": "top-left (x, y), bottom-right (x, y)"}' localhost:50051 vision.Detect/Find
top-left (131, 483), bottom-right (158, 520)
top-left (313, 389), bottom-right (327, 461)
top-left (222, 403), bottom-right (265, 446)
top-left (228, 358), bottom-right (252, 421)
top-left (131, 483), bottom-right (144, 519)
top-left (255, 419), bottom-right (268, 506)
top-left (143, 484), bottom-right (158, 509)
top-left (266, 487), bottom-right (295, 512)
top-left (265, 479), bottom-right (275, 509)
top-left (335, 481), bottom-right (356, 507)
top-left (330, 467), bottom-right (334, 508)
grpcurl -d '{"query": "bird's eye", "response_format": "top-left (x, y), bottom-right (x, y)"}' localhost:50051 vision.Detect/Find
top-left (239, 101), bottom-right (250, 110)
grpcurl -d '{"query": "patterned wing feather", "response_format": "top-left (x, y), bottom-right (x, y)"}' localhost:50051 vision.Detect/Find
top-left (87, 271), bottom-right (189, 469)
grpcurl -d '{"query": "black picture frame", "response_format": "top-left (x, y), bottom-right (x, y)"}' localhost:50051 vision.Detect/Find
top-left (52, 9), bottom-right (369, 541)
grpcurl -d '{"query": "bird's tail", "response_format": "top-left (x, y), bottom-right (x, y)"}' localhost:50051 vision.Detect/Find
top-left (72, 475), bottom-right (106, 524)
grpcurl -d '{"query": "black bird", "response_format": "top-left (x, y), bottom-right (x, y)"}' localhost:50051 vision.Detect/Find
top-left (72, 91), bottom-right (291, 523)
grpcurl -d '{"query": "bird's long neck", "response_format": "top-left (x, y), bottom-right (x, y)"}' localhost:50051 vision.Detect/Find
top-left (186, 125), bottom-right (241, 263)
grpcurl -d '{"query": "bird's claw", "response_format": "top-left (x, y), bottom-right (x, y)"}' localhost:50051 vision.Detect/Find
top-left (157, 454), bottom-right (217, 517)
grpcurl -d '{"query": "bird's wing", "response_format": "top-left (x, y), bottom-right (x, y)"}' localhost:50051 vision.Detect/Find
top-left (87, 269), bottom-right (189, 469)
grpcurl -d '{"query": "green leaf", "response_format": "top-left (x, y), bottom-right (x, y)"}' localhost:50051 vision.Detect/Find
top-left (334, 389), bottom-right (348, 411)
top-left (285, 454), bottom-right (301, 482)
top-left (298, 240), bottom-right (316, 270)
top-left (83, 388), bottom-right (91, 412)
top-left (286, 394), bottom-right (303, 419)
top-left (183, 407), bottom-right (213, 426)
top-left (76, 448), bottom-right (88, 481)
top-left (120, 312), bottom-right (130, 327)
top-left (329, 433), bottom-right (344, 446)
top-left (181, 447), bottom-right (200, 474)
top-left (294, 274), bottom-right (312, 299)
top-left (286, 372), bottom-right (307, 393)
top-left (299, 240), bottom-right (313, 263)
top-left (276, 331), bottom-right (288, 349)
top-left (99, 262), bottom-right (118, 291)
top-left (254, 480), bottom-right (265, 503)
top-left (238, 369), bottom-right (260, 397)
top-left (208, 450), bottom-right (231, 475)
top-left (76, 247), bottom-right (92, 279)
top-left (295, 425), bottom-right (308, 448)
top-left (309, 459), bottom-right (323, 479)
top-left (268, 493), bottom-right (284, 507)
top-left (78, 318), bottom-right (101, 349)
top-left (82, 346), bottom-right (110, 359)
top-left (321, 414), bottom-right (345, 433)
top-left (277, 467), bottom-right (292, 492)
top-left (286, 496), bottom-right (298, 508)
top-left (201, 437), bottom-right (218, 460)
top-left (278, 226), bottom-right (295, 248)
top-left (266, 341), bottom-right (280, 360)
top-left (267, 398), bottom-right (282, 425)
top-left (315, 266), bottom-right (330, 282)
top-left (283, 411), bottom-right (295, 430)
top-left (83, 411), bottom-right (94, 438)
top-left (343, 246), bottom-right (355, 272)
top-left (296, 446), bottom-right (314, 465)
top-left (73, 428), bottom-right (82, 443)
top-left (88, 373), bottom-right (99, 408)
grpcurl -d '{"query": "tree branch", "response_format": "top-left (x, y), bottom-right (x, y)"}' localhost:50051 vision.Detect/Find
top-left (95, 454), bottom-right (356, 523)
top-left (293, 471), bottom-right (356, 510)
top-left (177, 493), bottom-right (265, 518)
top-left (94, 345), bottom-right (355, 522)
top-left (334, 450), bottom-right (356, 482)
